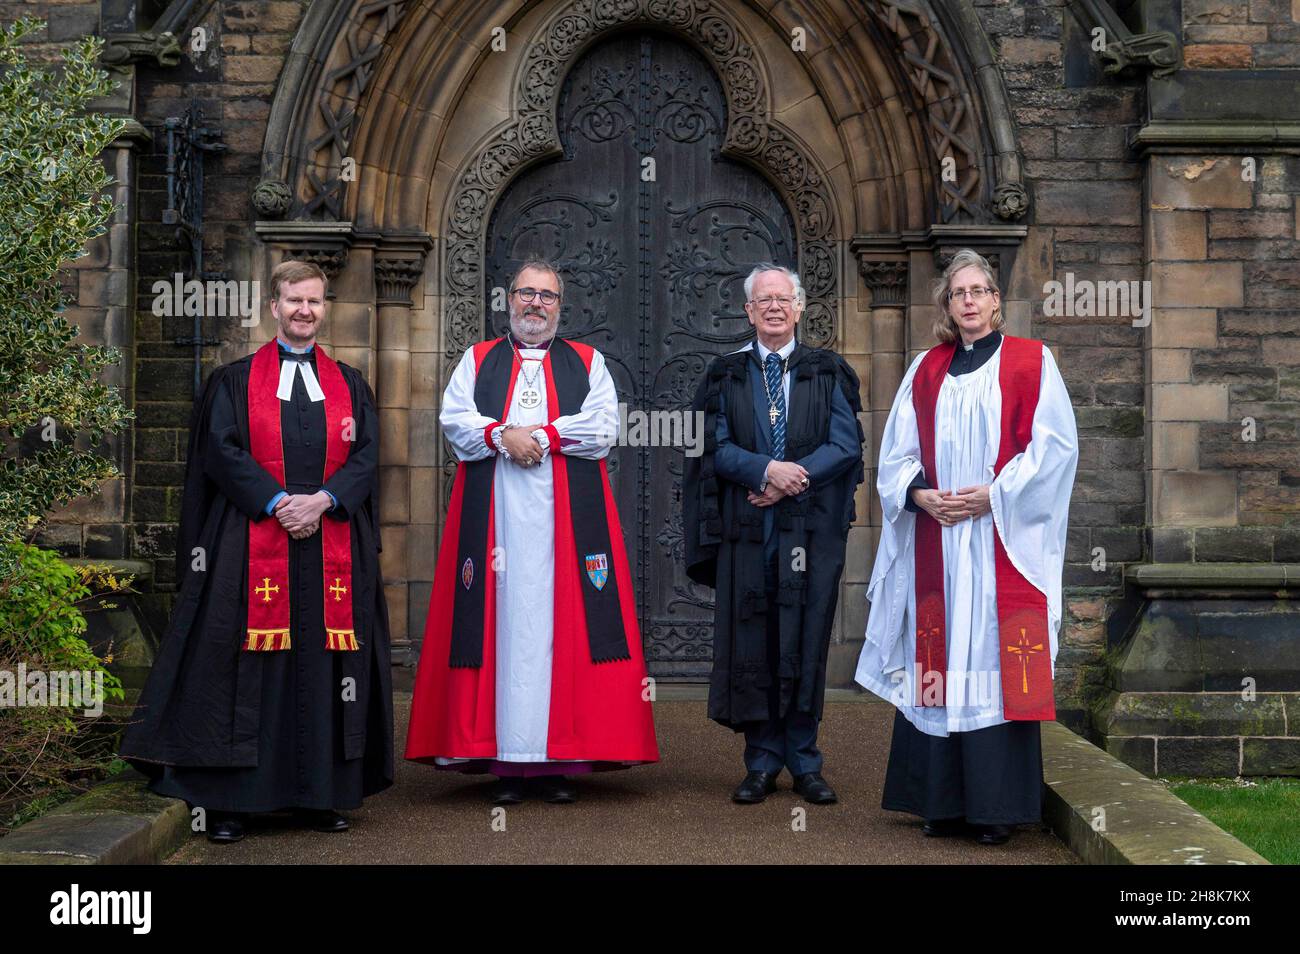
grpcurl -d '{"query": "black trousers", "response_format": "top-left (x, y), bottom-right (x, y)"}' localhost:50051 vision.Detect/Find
top-left (742, 585), bottom-right (822, 774)
top-left (881, 709), bottom-right (1044, 825)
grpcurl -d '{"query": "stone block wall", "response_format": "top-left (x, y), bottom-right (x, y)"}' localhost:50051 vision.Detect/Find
top-left (1182, 0), bottom-right (1300, 69)
top-left (1147, 153), bottom-right (1300, 563)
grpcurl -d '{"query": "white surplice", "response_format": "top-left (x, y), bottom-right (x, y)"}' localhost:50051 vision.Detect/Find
top-left (437, 344), bottom-right (619, 760)
top-left (854, 340), bottom-right (1078, 737)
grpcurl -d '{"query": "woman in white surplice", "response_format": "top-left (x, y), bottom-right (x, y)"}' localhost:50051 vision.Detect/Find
top-left (855, 249), bottom-right (1078, 846)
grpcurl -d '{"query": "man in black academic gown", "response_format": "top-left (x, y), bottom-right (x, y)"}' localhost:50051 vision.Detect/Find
top-left (120, 260), bottom-right (393, 843)
top-left (683, 264), bottom-right (864, 805)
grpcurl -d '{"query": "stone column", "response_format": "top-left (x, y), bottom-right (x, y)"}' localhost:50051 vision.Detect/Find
top-left (374, 241), bottom-right (430, 664)
top-left (859, 259), bottom-right (909, 534)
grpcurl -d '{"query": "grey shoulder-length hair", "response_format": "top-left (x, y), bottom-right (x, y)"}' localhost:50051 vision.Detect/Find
top-left (930, 248), bottom-right (1003, 344)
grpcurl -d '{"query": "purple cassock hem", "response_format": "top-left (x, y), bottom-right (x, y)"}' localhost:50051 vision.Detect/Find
top-left (434, 759), bottom-right (597, 778)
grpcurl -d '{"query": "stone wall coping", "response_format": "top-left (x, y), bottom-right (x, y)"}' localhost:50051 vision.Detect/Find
top-left (1127, 563), bottom-right (1300, 589)
top-left (0, 769), bottom-right (188, 865)
top-left (1042, 722), bottom-right (1269, 865)
top-left (1133, 121), bottom-right (1300, 151)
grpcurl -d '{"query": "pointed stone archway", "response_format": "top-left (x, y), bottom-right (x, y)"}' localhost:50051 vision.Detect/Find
top-left (250, 0), bottom-right (1029, 675)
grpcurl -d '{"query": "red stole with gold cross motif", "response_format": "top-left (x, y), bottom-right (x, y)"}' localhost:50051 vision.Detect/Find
top-left (910, 334), bottom-right (1054, 720)
top-left (245, 339), bottom-right (357, 652)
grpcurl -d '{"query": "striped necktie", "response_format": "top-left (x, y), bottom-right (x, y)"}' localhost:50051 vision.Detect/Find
top-left (764, 352), bottom-right (786, 460)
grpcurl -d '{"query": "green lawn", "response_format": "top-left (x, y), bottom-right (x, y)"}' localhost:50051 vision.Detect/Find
top-left (1167, 778), bottom-right (1300, 865)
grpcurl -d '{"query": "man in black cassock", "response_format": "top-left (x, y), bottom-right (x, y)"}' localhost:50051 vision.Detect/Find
top-left (120, 260), bottom-right (393, 843)
top-left (683, 264), bottom-right (864, 805)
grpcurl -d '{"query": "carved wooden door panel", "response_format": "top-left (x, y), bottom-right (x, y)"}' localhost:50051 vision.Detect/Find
top-left (485, 31), bottom-right (796, 679)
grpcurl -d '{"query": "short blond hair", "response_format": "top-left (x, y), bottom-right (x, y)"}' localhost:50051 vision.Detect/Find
top-left (270, 260), bottom-right (329, 300)
top-left (931, 249), bottom-right (1003, 344)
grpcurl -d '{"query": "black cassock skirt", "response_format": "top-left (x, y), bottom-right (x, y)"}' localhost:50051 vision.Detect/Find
top-left (881, 709), bottom-right (1044, 825)
top-left (148, 532), bottom-right (390, 815)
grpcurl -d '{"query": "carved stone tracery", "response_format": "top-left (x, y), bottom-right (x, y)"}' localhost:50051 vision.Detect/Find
top-left (294, 0), bottom-right (413, 220)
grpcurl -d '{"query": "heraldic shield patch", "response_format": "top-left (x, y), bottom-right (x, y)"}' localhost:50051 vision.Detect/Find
top-left (584, 552), bottom-right (608, 591)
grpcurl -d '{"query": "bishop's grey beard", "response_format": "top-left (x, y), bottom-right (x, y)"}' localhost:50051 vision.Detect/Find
top-left (510, 307), bottom-right (555, 343)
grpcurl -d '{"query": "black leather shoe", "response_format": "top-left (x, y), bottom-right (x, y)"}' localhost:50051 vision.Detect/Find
top-left (537, 775), bottom-right (578, 804)
top-left (732, 770), bottom-right (779, 804)
top-left (975, 823), bottom-right (1012, 845)
top-left (793, 773), bottom-right (838, 805)
top-left (922, 817), bottom-right (968, 837)
top-left (296, 809), bottom-right (349, 833)
top-left (206, 814), bottom-right (245, 844)
top-left (490, 779), bottom-right (528, 805)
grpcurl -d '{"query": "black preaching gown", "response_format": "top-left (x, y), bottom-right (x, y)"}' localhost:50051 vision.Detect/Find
top-left (121, 346), bottom-right (394, 814)
top-left (880, 329), bottom-right (1044, 826)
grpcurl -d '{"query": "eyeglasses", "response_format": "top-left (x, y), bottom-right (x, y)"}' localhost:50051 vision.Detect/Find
top-left (948, 286), bottom-right (994, 302)
top-left (513, 287), bottom-right (560, 306)
top-left (749, 296), bottom-right (796, 309)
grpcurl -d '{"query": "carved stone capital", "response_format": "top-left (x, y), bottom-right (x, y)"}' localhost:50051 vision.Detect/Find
top-left (374, 254), bottom-right (427, 307)
top-left (934, 248), bottom-right (1005, 289)
top-left (101, 32), bottom-right (183, 70)
top-left (255, 222), bottom-right (355, 293)
top-left (287, 246), bottom-right (349, 283)
top-left (858, 260), bottom-right (909, 309)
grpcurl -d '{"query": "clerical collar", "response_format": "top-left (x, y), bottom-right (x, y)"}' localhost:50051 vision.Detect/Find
top-left (276, 337), bottom-right (315, 354)
top-left (754, 336), bottom-right (796, 363)
top-left (510, 333), bottom-right (553, 352)
top-left (960, 329), bottom-right (1001, 352)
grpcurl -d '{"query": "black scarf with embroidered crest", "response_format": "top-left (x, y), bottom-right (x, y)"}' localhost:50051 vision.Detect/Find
top-left (448, 336), bottom-right (630, 668)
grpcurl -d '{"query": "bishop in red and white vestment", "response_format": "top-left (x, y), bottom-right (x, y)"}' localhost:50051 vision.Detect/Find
top-left (405, 335), bottom-right (660, 777)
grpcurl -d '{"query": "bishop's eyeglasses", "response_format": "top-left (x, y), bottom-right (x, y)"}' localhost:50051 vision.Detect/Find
top-left (512, 287), bottom-right (561, 306)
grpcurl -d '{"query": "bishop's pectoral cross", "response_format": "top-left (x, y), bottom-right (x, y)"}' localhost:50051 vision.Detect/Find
top-left (255, 577), bottom-right (280, 603)
top-left (769, 405), bottom-right (779, 426)
top-left (1006, 627), bottom-right (1044, 694)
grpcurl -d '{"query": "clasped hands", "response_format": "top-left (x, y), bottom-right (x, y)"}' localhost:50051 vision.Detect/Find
top-left (910, 485), bottom-right (991, 527)
top-left (499, 426), bottom-right (545, 468)
top-left (747, 460), bottom-right (809, 508)
top-left (272, 491), bottom-right (333, 539)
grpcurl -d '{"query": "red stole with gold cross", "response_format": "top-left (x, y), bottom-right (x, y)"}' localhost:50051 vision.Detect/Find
top-left (245, 339), bottom-right (357, 652)
top-left (910, 334), bottom-right (1055, 720)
